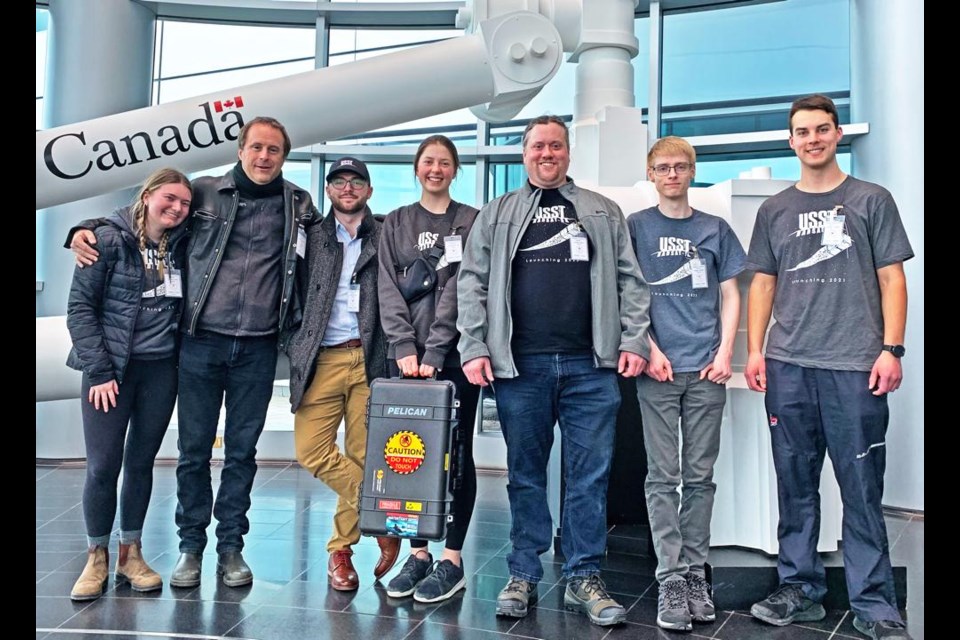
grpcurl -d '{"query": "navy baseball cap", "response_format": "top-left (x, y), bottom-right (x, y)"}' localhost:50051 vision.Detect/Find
top-left (326, 157), bottom-right (370, 182)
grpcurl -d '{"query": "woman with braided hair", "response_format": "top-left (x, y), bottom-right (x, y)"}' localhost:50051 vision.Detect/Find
top-left (66, 168), bottom-right (192, 601)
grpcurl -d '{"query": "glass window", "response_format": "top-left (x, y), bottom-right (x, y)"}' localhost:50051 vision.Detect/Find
top-left (661, 0), bottom-right (849, 136)
top-left (36, 9), bottom-right (49, 129)
top-left (156, 21), bottom-right (315, 79)
top-left (695, 152), bottom-right (851, 185)
top-left (488, 163), bottom-right (526, 201)
top-left (632, 16), bottom-right (651, 113)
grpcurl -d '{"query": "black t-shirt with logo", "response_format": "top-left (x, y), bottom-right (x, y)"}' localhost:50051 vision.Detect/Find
top-left (510, 186), bottom-right (593, 355)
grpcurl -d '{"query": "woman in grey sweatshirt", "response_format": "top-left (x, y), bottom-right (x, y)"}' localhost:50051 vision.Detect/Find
top-left (377, 135), bottom-right (480, 604)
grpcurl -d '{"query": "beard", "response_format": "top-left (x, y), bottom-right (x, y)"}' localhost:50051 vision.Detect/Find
top-left (331, 196), bottom-right (367, 215)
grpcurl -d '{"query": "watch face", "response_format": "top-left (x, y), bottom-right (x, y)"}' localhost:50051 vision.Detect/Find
top-left (887, 345), bottom-right (906, 357)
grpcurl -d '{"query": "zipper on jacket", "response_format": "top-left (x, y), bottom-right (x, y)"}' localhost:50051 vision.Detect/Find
top-left (188, 189), bottom-right (239, 335)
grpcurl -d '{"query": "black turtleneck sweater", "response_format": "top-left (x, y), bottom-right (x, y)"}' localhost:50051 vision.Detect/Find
top-left (196, 163), bottom-right (288, 337)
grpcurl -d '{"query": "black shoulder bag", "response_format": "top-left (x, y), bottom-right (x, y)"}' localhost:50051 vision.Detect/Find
top-left (395, 206), bottom-right (458, 303)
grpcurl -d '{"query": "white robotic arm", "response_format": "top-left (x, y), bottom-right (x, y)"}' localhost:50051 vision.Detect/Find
top-left (35, 9), bottom-right (564, 210)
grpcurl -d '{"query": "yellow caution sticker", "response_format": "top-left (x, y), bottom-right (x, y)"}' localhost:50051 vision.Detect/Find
top-left (405, 501), bottom-right (423, 512)
top-left (384, 430), bottom-right (426, 475)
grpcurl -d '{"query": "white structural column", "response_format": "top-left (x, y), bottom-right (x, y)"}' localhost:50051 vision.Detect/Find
top-left (37, 0), bottom-right (155, 317)
top-left (850, 0), bottom-right (924, 510)
top-left (566, 0), bottom-right (647, 186)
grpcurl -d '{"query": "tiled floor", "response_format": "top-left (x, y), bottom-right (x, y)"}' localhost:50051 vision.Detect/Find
top-left (36, 463), bottom-right (923, 639)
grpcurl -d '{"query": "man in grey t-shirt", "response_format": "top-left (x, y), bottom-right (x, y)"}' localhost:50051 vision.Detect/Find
top-left (627, 136), bottom-right (745, 633)
top-left (745, 95), bottom-right (914, 640)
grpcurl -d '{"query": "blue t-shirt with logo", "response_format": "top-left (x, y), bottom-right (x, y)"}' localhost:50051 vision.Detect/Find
top-left (627, 206), bottom-right (745, 372)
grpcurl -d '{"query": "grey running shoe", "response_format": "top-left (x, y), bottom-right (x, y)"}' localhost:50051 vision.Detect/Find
top-left (564, 574), bottom-right (627, 627)
top-left (853, 617), bottom-right (913, 639)
top-left (413, 559), bottom-right (466, 603)
top-left (750, 584), bottom-right (826, 626)
top-left (386, 553), bottom-right (433, 598)
top-left (686, 572), bottom-right (716, 623)
top-left (496, 577), bottom-right (537, 618)
top-left (657, 577), bottom-right (693, 631)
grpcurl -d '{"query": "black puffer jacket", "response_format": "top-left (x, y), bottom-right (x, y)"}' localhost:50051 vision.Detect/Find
top-left (66, 208), bottom-right (188, 385)
top-left (283, 209), bottom-right (388, 413)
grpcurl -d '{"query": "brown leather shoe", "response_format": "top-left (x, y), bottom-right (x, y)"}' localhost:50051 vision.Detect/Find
top-left (328, 549), bottom-right (359, 591)
top-left (373, 536), bottom-right (401, 580)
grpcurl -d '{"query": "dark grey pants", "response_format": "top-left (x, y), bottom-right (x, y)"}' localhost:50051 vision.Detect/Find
top-left (637, 373), bottom-right (725, 582)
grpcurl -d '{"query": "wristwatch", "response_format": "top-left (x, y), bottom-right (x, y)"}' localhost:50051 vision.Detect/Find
top-left (881, 344), bottom-right (906, 358)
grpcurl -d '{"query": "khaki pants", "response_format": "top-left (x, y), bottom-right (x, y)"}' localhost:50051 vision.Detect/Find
top-left (294, 347), bottom-right (370, 552)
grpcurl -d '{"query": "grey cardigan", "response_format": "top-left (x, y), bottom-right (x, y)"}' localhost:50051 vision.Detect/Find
top-left (456, 180), bottom-right (652, 379)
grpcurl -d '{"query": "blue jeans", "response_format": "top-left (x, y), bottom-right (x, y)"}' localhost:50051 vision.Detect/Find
top-left (175, 331), bottom-right (278, 554)
top-left (493, 353), bottom-right (620, 582)
top-left (765, 359), bottom-right (901, 624)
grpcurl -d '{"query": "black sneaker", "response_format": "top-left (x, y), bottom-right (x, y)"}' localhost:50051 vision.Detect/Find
top-left (657, 578), bottom-right (692, 631)
top-left (386, 553), bottom-right (433, 598)
top-left (686, 572), bottom-right (716, 623)
top-left (564, 575), bottom-right (627, 627)
top-left (750, 584), bottom-right (826, 626)
top-left (853, 617), bottom-right (913, 639)
top-left (413, 559), bottom-right (466, 603)
top-left (496, 577), bottom-right (537, 618)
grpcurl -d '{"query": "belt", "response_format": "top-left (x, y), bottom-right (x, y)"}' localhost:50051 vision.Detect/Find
top-left (324, 338), bottom-right (363, 349)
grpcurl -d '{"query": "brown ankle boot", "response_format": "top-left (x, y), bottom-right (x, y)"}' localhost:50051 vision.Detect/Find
top-left (115, 541), bottom-right (162, 592)
top-left (71, 545), bottom-right (109, 601)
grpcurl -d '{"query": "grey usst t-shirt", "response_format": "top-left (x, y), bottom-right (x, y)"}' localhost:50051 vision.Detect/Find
top-left (627, 207), bottom-right (746, 371)
top-left (746, 176), bottom-right (914, 371)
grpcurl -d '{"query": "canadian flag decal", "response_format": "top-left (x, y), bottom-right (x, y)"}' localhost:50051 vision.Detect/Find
top-left (213, 96), bottom-right (245, 113)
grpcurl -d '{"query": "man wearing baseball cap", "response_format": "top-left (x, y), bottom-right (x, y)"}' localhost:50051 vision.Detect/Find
top-left (283, 157), bottom-right (400, 591)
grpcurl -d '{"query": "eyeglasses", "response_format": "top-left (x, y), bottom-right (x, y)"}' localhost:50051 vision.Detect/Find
top-left (328, 177), bottom-right (368, 190)
top-left (651, 163), bottom-right (692, 177)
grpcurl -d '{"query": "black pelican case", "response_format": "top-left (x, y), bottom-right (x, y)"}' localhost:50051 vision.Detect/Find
top-left (359, 377), bottom-right (461, 541)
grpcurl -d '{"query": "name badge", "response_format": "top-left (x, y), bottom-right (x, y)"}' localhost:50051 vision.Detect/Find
top-left (296, 225), bottom-right (307, 258)
top-left (444, 235), bottom-right (463, 263)
top-left (690, 258), bottom-right (708, 289)
top-left (347, 284), bottom-right (360, 312)
top-left (163, 268), bottom-right (183, 298)
top-left (822, 214), bottom-right (845, 246)
top-left (570, 234), bottom-right (589, 261)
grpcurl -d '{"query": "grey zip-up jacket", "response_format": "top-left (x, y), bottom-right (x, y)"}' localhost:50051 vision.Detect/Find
top-left (456, 180), bottom-right (651, 378)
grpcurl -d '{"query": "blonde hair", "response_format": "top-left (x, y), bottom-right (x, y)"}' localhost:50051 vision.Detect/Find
top-left (647, 136), bottom-right (696, 167)
top-left (130, 167), bottom-right (192, 278)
